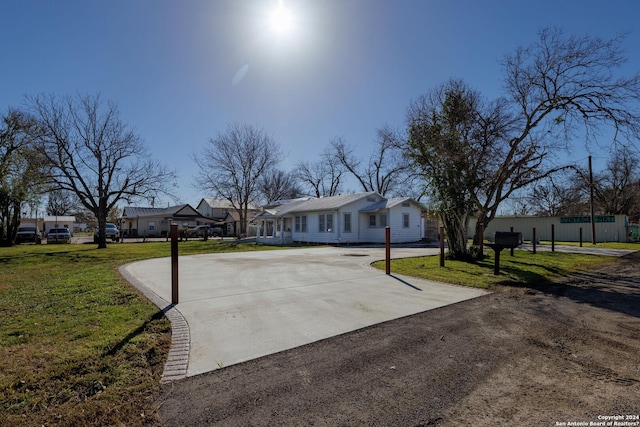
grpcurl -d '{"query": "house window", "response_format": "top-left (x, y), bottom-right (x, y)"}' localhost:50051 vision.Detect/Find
top-left (319, 214), bottom-right (333, 232)
top-left (344, 213), bottom-right (351, 233)
top-left (369, 214), bottom-right (388, 228)
top-left (295, 215), bottom-right (307, 232)
top-left (148, 221), bottom-right (156, 231)
top-left (403, 213), bottom-right (410, 228)
top-left (402, 201), bottom-right (410, 207)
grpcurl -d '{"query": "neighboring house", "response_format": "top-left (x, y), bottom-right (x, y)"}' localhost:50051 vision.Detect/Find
top-left (254, 192), bottom-right (424, 244)
top-left (196, 198), bottom-right (261, 237)
top-left (121, 204), bottom-right (216, 238)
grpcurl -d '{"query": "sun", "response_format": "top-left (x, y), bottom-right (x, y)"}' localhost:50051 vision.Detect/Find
top-left (270, 2), bottom-right (293, 35)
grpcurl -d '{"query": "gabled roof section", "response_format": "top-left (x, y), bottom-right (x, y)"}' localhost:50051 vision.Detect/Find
top-left (199, 198), bottom-right (260, 211)
top-left (387, 197), bottom-right (423, 209)
top-left (254, 198), bottom-right (309, 218)
top-left (258, 192), bottom-right (382, 217)
top-left (289, 192), bottom-right (379, 213)
top-left (262, 197), bottom-right (314, 209)
top-left (122, 204), bottom-right (202, 218)
top-left (359, 200), bottom-right (390, 212)
top-left (359, 197), bottom-right (424, 212)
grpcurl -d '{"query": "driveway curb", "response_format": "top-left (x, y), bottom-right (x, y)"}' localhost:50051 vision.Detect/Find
top-left (119, 263), bottom-right (190, 383)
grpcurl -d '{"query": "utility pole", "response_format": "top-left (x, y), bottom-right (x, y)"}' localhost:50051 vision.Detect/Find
top-left (589, 156), bottom-right (596, 244)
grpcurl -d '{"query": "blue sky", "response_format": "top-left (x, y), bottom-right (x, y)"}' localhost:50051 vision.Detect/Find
top-left (2, 0), bottom-right (640, 207)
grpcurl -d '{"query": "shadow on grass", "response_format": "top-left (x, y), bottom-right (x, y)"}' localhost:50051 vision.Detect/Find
top-left (497, 260), bottom-right (566, 285)
top-left (501, 252), bottom-right (640, 319)
top-left (102, 310), bottom-right (166, 357)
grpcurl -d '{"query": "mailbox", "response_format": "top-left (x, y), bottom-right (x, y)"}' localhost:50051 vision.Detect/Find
top-left (494, 231), bottom-right (522, 249)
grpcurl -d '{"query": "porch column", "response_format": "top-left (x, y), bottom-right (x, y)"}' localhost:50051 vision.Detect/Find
top-left (280, 218), bottom-right (284, 243)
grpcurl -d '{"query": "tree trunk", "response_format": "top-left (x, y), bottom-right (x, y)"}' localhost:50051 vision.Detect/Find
top-left (473, 212), bottom-right (487, 245)
top-left (239, 206), bottom-right (247, 236)
top-left (441, 211), bottom-right (469, 260)
top-left (96, 200), bottom-right (108, 249)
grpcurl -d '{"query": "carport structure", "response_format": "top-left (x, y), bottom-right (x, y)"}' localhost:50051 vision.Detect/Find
top-left (122, 247), bottom-right (488, 380)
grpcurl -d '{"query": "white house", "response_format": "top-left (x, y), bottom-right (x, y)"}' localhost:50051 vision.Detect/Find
top-left (254, 192), bottom-right (424, 244)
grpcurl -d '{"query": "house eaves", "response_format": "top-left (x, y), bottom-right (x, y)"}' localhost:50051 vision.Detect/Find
top-left (201, 198), bottom-right (260, 211)
top-left (359, 200), bottom-right (391, 213)
top-left (286, 192), bottom-right (379, 214)
top-left (123, 204), bottom-right (211, 222)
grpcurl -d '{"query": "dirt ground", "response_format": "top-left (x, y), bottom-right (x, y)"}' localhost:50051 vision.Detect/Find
top-left (157, 252), bottom-right (640, 426)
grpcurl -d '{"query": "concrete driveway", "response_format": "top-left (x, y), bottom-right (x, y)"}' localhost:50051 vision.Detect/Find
top-left (121, 246), bottom-right (489, 380)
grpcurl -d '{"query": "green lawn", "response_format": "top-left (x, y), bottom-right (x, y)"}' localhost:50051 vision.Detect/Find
top-left (0, 240), bottom-right (282, 426)
top-left (372, 249), bottom-right (620, 289)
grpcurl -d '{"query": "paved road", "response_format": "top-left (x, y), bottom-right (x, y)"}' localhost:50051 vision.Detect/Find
top-left (121, 246), bottom-right (489, 380)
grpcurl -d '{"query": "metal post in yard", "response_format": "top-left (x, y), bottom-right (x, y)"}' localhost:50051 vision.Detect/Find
top-left (385, 226), bottom-right (391, 275)
top-left (580, 227), bottom-right (583, 247)
top-left (532, 227), bottom-right (536, 254)
top-left (494, 247), bottom-right (501, 275)
top-left (439, 226), bottom-right (445, 267)
top-left (551, 224), bottom-right (555, 253)
top-left (510, 226), bottom-right (514, 257)
top-left (171, 223), bottom-right (179, 305)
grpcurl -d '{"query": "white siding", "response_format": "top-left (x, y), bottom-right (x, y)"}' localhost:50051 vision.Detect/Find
top-left (388, 206), bottom-right (423, 243)
top-left (290, 211), bottom-right (338, 243)
top-left (358, 212), bottom-right (386, 243)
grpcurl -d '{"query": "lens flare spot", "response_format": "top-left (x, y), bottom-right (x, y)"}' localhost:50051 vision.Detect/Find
top-left (232, 64), bottom-right (250, 86)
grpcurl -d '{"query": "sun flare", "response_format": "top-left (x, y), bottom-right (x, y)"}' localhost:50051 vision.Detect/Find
top-left (270, 2), bottom-right (293, 35)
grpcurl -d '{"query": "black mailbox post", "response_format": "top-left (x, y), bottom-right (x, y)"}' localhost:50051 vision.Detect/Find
top-left (488, 231), bottom-right (522, 275)
top-left (494, 231), bottom-right (522, 248)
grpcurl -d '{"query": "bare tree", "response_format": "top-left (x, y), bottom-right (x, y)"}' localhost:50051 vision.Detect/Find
top-left (293, 142), bottom-right (345, 197)
top-left (504, 28), bottom-right (640, 149)
top-left (471, 28), bottom-right (640, 241)
top-left (258, 169), bottom-right (301, 203)
top-left (574, 148), bottom-right (640, 220)
top-left (526, 174), bottom-right (585, 216)
top-left (46, 189), bottom-right (79, 216)
top-left (27, 94), bottom-right (176, 248)
top-left (194, 123), bottom-right (282, 235)
top-left (332, 129), bottom-right (413, 197)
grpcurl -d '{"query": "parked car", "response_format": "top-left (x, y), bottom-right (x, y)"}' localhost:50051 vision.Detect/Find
top-left (187, 225), bottom-right (223, 238)
top-left (47, 228), bottom-right (72, 244)
top-left (94, 223), bottom-right (120, 243)
top-left (15, 225), bottom-right (42, 244)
